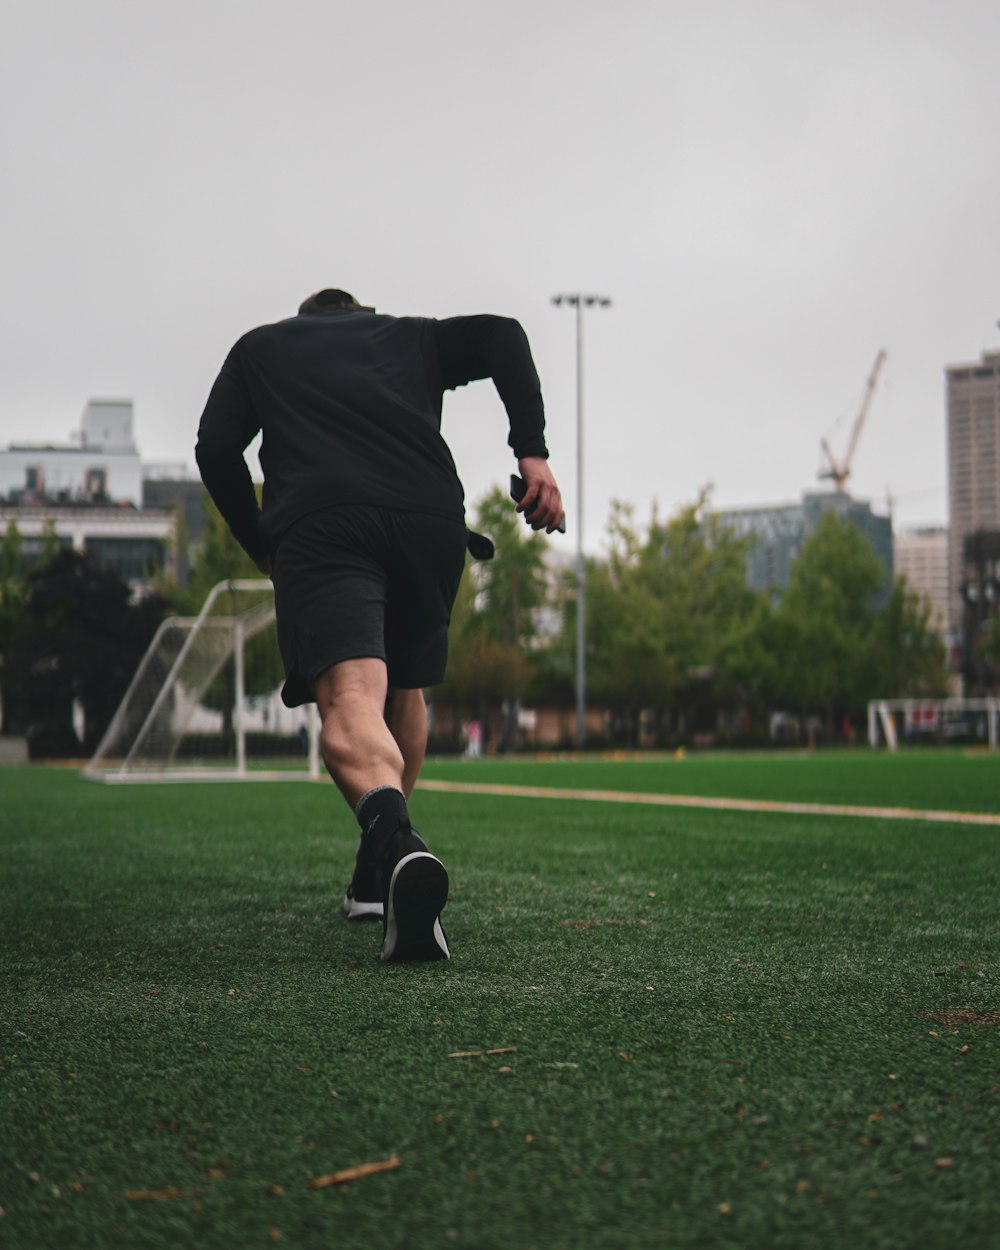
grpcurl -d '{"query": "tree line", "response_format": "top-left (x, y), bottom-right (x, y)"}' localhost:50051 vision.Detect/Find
top-left (0, 485), bottom-right (952, 756)
top-left (436, 486), bottom-right (951, 749)
top-left (0, 523), bottom-right (167, 755)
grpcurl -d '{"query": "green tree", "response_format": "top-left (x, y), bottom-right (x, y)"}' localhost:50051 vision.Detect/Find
top-left (469, 487), bottom-right (549, 648)
top-left (585, 536), bottom-right (675, 721)
top-left (160, 489), bottom-right (264, 614)
top-left (435, 486), bottom-right (553, 746)
top-left (0, 520), bottom-right (60, 734)
top-left (731, 511), bottom-right (949, 736)
top-left (869, 578), bottom-right (950, 699)
top-left (171, 495), bottom-right (192, 586)
top-left (578, 492), bottom-right (757, 744)
top-left (979, 617), bottom-right (1000, 691)
top-left (442, 601), bottom-right (533, 713)
top-left (0, 521), bottom-right (28, 734)
top-left (773, 511), bottom-right (884, 726)
top-left (8, 549), bottom-right (167, 755)
top-left (720, 594), bottom-right (797, 728)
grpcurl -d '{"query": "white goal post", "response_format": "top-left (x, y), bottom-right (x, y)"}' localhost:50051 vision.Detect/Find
top-left (85, 579), bottom-right (321, 783)
top-left (867, 697), bottom-right (1000, 751)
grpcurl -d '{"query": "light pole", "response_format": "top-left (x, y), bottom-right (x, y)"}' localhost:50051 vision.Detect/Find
top-left (551, 292), bottom-right (612, 749)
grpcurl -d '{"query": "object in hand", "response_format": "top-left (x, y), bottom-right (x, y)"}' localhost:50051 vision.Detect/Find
top-left (509, 475), bottom-right (566, 533)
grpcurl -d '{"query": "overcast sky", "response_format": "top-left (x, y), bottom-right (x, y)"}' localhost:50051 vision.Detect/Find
top-left (3, 0), bottom-right (999, 552)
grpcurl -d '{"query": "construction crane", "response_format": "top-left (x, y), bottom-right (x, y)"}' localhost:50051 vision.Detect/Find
top-left (818, 349), bottom-right (887, 492)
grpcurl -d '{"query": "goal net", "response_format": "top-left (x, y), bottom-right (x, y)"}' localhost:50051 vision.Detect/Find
top-left (867, 697), bottom-right (1000, 751)
top-left (85, 579), bottom-right (321, 782)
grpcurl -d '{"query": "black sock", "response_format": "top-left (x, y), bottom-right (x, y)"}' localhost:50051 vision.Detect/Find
top-left (355, 785), bottom-right (409, 861)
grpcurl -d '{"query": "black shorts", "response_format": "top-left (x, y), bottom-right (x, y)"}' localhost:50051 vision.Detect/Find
top-left (271, 505), bottom-right (468, 707)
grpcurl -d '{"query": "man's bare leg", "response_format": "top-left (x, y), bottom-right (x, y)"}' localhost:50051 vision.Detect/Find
top-left (318, 660), bottom-right (449, 959)
top-left (385, 687), bottom-right (428, 799)
top-left (313, 657), bottom-right (403, 807)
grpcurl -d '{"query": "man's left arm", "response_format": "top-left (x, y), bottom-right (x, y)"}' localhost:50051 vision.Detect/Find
top-left (195, 351), bottom-right (271, 573)
top-left (434, 315), bottom-right (564, 532)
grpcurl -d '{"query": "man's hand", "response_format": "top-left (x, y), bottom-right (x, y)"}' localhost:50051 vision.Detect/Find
top-left (516, 456), bottom-right (565, 534)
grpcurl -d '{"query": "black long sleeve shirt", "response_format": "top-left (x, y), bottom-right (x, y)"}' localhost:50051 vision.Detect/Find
top-left (195, 308), bottom-right (548, 564)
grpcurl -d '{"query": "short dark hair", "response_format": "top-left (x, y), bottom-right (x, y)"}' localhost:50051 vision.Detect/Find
top-left (298, 289), bottom-right (359, 315)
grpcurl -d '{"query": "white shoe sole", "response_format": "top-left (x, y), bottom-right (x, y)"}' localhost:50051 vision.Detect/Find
top-left (343, 894), bottom-right (384, 920)
top-left (381, 851), bottom-right (450, 963)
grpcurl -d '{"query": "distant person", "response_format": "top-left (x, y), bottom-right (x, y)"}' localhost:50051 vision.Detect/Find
top-left (464, 719), bottom-right (483, 759)
top-left (196, 289), bottom-right (564, 962)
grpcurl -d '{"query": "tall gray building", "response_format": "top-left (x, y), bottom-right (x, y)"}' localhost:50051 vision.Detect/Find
top-left (946, 349), bottom-right (1000, 642)
top-left (715, 491), bottom-right (893, 596)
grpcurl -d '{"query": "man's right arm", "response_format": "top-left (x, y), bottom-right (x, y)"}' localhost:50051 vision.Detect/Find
top-left (195, 349), bottom-right (271, 571)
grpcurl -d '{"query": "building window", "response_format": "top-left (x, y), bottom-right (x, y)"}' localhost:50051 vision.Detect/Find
top-left (20, 533), bottom-right (73, 568)
top-left (25, 465), bottom-right (44, 495)
top-left (85, 467), bottom-right (108, 500)
top-left (84, 537), bottom-right (165, 583)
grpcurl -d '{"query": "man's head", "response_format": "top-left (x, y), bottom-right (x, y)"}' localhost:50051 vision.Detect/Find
top-left (298, 289), bottom-right (373, 315)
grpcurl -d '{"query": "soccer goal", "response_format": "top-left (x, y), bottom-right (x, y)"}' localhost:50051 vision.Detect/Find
top-left (867, 697), bottom-right (1000, 751)
top-left (85, 579), bottom-right (321, 783)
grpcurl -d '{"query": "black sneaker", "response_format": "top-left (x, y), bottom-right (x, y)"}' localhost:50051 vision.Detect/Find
top-left (380, 828), bottom-right (450, 963)
top-left (345, 820), bottom-right (425, 920)
top-left (343, 834), bottom-right (385, 920)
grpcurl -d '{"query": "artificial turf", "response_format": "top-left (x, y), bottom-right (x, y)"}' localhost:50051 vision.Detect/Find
top-left (2, 755), bottom-right (999, 1249)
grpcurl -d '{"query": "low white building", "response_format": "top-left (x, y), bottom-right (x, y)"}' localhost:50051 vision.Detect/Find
top-left (0, 504), bottom-right (175, 584)
top-left (0, 399), bottom-right (144, 506)
top-left (0, 399), bottom-right (176, 588)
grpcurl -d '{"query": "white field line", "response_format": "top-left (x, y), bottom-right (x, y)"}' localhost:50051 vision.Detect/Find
top-left (85, 769), bottom-right (318, 784)
top-left (416, 779), bottom-right (1000, 828)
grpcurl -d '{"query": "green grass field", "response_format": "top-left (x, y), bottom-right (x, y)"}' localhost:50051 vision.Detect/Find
top-left (2, 752), bottom-right (999, 1249)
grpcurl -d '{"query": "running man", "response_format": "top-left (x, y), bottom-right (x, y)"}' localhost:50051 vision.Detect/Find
top-left (195, 289), bottom-right (564, 962)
